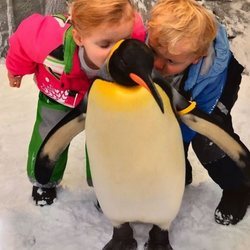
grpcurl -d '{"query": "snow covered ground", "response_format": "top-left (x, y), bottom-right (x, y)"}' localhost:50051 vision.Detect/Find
top-left (0, 1), bottom-right (250, 249)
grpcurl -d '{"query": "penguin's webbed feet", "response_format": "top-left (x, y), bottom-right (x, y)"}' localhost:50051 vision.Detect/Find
top-left (144, 225), bottom-right (173, 250)
top-left (103, 223), bottom-right (137, 250)
top-left (103, 238), bottom-right (137, 250)
top-left (144, 242), bottom-right (173, 250)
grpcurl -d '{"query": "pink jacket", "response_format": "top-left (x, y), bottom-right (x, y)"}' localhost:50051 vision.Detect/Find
top-left (6, 13), bottom-right (146, 108)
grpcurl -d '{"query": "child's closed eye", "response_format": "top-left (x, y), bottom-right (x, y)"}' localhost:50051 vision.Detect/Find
top-left (98, 41), bottom-right (112, 49)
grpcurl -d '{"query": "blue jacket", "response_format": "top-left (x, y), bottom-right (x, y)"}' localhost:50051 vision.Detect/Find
top-left (181, 24), bottom-right (232, 142)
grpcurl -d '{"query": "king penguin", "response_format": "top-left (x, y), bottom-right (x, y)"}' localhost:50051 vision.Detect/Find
top-left (86, 43), bottom-right (185, 250)
top-left (34, 39), bottom-right (250, 250)
top-left (84, 39), bottom-right (250, 250)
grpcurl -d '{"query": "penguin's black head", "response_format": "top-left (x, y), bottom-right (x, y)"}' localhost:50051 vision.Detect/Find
top-left (108, 39), bottom-right (154, 85)
top-left (108, 39), bottom-right (164, 113)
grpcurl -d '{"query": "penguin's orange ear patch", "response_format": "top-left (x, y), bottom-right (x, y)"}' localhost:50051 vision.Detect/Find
top-left (108, 39), bottom-right (124, 62)
top-left (178, 101), bottom-right (197, 116)
top-left (129, 73), bottom-right (150, 92)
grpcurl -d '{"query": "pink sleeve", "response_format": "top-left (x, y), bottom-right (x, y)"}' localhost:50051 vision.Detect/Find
top-left (131, 12), bottom-right (146, 42)
top-left (6, 14), bottom-right (68, 76)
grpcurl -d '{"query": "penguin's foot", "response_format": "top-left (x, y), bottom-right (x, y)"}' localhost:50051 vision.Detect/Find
top-left (32, 186), bottom-right (57, 206)
top-left (103, 238), bottom-right (137, 250)
top-left (144, 242), bottom-right (173, 250)
top-left (144, 225), bottom-right (173, 250)
top-left (103, 223), bottom-right (137, 250)
top-left (214, 186), bottom-right (250, 225)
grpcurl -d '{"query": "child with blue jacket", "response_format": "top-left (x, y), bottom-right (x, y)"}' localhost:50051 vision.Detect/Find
top-left (148, 0), bottom-right (247, 225)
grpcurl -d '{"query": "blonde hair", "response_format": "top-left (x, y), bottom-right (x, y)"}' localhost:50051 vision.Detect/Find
top-left (69, 0), bottom-right (134, 35)
top-left (148, 0), bottom-right (217, 57)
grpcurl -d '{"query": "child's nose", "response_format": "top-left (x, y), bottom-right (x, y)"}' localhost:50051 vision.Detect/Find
top-left (154, 57), bottom-right (165, 71)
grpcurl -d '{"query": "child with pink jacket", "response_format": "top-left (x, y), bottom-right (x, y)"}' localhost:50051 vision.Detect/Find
top-left (6, 0), bottom-right (146, 206)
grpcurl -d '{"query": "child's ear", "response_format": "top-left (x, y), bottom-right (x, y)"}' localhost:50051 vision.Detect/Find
top-left (192, 52), bottom-right (207, 64)
top-left (72, 28), bottom-right (83, 46)
top-left (192, 57), bottom-right (201, 65)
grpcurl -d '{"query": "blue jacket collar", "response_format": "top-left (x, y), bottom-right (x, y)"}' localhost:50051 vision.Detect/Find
top-left (184, 24), bottom-right (231, 93)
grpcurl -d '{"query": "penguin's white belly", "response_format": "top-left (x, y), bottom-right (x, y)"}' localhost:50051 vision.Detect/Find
top-left (85, 81), bottom-right (185, 229)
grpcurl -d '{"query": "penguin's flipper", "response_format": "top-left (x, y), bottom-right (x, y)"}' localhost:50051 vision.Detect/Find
top-left (35, 100), bottom-right (87, 185)
top-left (180, 111), bottom-right (250, 181)
top-left (153, 74), bottom-right (250, 184)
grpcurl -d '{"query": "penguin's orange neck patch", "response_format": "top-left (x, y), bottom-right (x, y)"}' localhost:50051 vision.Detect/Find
top-left (91, 79), bottom-right (150, 112)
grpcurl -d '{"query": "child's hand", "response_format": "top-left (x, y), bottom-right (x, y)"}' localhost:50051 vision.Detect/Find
top-left (8, 72), bottom-right (22, 88)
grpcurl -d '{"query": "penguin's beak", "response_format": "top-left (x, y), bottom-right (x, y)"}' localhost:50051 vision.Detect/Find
top-left (129, 72), bottom-right (164, 113)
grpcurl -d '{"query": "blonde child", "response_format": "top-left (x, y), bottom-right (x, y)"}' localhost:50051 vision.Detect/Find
top-left (6, 0), bottom-right (146, 206)
top-left (148, 0), bottom-right (248, 226)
